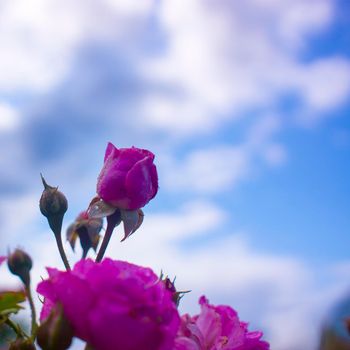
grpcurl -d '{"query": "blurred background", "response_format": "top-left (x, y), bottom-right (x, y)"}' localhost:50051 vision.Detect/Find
top-left (0, 0), bottom-right (349, 349)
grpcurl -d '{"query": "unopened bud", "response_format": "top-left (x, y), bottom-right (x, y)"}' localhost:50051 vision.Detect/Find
top-left (7, 249), bottom-right (32, 286)
top-left (39, 175), bottom-right (68, 236)
top-left (37, 303), bottom-right (74, 350)
top-left (9, 339), bottom-right (36, 350)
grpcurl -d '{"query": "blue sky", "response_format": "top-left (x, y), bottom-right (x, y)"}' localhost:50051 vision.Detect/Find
top-left (0, 1), bottom-right (349, 349)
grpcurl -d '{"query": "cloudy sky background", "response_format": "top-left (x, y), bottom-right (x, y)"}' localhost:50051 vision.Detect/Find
top-left (0, 1), bottom-right (349, 349)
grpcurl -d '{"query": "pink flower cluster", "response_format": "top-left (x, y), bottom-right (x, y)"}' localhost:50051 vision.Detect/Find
top-left (37, 259), bottom-right (180, 350)
top-left (37, 259), bottom-right (269, 350)
top-left (175, 296), bottom-right (269, 350)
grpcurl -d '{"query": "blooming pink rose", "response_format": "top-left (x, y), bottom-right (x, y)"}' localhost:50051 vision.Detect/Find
top-left (97, 143), bottom-right (158, 210)
top-left (37, 258), bottom-right (180, 350)
top-left (175, 296), bottom-right (269, 350)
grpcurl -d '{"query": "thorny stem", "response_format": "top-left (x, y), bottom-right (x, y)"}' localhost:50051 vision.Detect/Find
top-left (54, 233), bottom-right (71, 271)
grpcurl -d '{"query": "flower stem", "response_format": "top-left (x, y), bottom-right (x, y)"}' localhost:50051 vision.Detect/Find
top-left (95, 211), bottom-right (121, 262)
top-left (95, 223), bottom-right (114, 263)
top-left (54, 233), bottom-right (71, 271)
top-left (25, 284), bottom-right (38, 338)
top-left (5, 318), bottom-right (29, 339)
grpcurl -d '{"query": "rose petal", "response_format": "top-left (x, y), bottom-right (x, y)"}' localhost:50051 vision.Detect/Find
top-left (125, 156), bottom-right (158, 210)
top-left (104, 142), bottom-right (120, 162)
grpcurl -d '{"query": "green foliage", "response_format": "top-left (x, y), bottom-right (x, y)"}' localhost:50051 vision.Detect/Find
top-left (0, 291), bottom-right (26, 324)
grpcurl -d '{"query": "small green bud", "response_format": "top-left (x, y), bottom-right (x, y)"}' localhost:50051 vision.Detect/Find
top-left (37, 303), bottom-right (74, 350)
top-left (7, 249), bottom-right (32, 286)
top-left (9, 339), bottom-right (36, 350)
top-left (39, 175), bottom-right (68, 236)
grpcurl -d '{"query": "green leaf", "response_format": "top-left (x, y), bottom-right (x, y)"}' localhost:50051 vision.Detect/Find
top-left (0, 291), bottom-right (26, 317)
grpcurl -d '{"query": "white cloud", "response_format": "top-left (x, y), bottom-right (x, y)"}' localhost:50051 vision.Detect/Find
top-left (0, 103), bottom-right (20, 131)
top-left (138, 0), bottom-right (350, 135)
top-left (162, 146), bottom-right (250, 193)
top-left (159, 115), bottom-right (284, 193)
top-left (0, 0), bottom-right (348, 133)
top-left (104, 0), bottom-right (154, 15)
top-left (144, 200), bottom-right (227, 240)
top-left (0, 0), bottom-right (83, 91)
top-left (0, 194), bottom-right (40, 245)
top-left (0, 0), bottom-right (153, 93)
top-left (296, 57), bottom-right (350, 114)
top-left (250, 0), bottom-right (333, 50)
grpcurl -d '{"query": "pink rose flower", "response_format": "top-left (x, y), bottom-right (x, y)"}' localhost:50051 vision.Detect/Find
top-left (37, 258), bottom-right (180, 350)
top-left (97, 143), bottom-right (158, 210)
top-left (175, 296), bottom-right (269, 350)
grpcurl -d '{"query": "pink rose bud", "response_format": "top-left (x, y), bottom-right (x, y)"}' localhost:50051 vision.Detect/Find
top-left (7, 249), bottom-right (32, 286)
top-left (97, 143), bottom-right (158, 210)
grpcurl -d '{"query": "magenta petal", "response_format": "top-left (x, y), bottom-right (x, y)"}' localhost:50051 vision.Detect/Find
top-left (39, 298), bottom-right (55, 321)
top-left (196, 303), bottom-right (221, 348)
top-left (97, 168), bottom-right (128, 205)
top-left (150, 163), bottom-right (159, 199)
top-left (125, 156), bottom-right (158, 210)
top-left (104, 142), bottom-right (120, 162)
top-left (174, 337), bottom-right (201, 350)
top-left (47, 267), bottom-right (61, 279)
top-left (88, 297), bottom-right (167, 350)
top-left (52, 274), bottom-right (95, 341)
top-left (0, 256), bottom-right (6, 266)
top-left (36, 280), bottom-right (56, 300)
